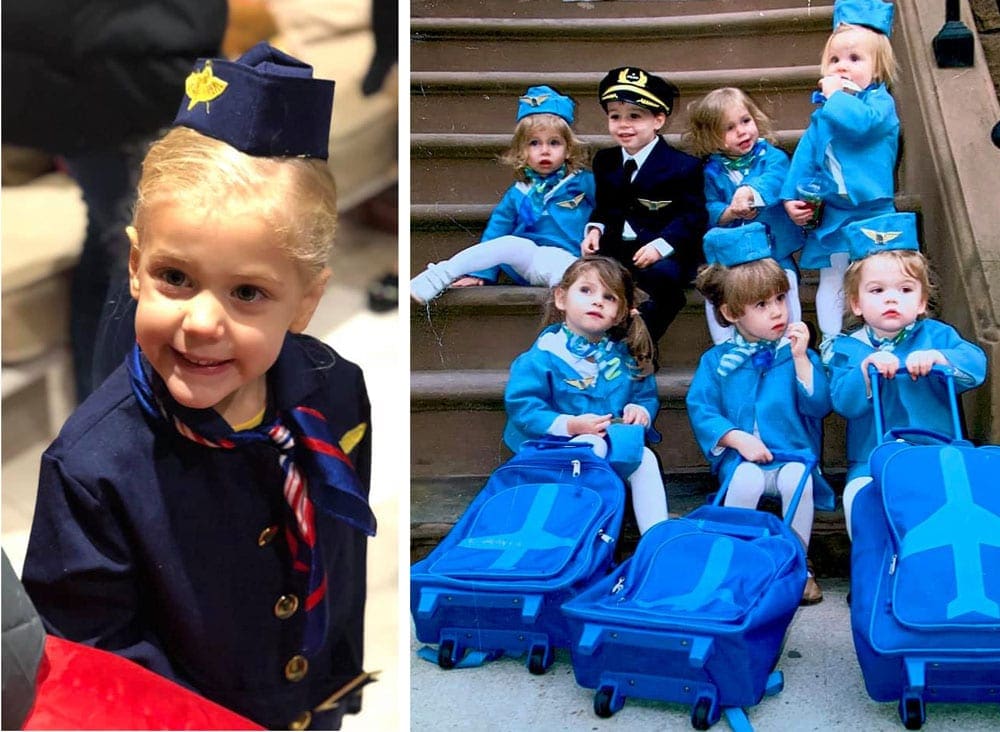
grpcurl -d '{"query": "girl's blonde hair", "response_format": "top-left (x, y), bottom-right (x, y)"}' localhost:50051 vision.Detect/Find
top-left (842, 249), bottom-right (935, 327)
top-left (685, 87), bottom-right (775, 158)
top-left (695, 258), bottom-right (790, 327)
top-left (501, 113), bottom-right (589, 181)
top-left (133, 126), bottom-right (338, 279)
top-left (822, 23), bottom-right (898, 86)
top-left (544, 256), bottom-right (655, 376)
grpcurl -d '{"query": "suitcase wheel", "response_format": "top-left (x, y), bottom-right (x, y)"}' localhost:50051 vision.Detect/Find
top-left (527, 644), bottom-right (552, 676)
top-left (593, 686), bottom-right (617, 718)
top-left (438, 639), bottom-right (458, 670)
top-left (899, 695), bottom-right (925, 730)
top-left (691, 696), bottom-right (719, 730)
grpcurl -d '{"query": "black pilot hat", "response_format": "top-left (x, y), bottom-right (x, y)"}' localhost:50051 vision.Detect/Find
top-left (598, 67), bottom-right (679, 116)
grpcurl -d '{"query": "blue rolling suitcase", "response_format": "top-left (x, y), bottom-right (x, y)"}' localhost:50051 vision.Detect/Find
top-left (850, 366), bottom-right (1000, 729)
top-left (562, 450), bottom-right (814, 730)
top-left (411, 439), bottom-right (625, 674)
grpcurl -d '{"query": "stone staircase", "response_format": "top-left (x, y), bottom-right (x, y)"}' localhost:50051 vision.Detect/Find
top-left (409, 0), bottom-right (1000, 572)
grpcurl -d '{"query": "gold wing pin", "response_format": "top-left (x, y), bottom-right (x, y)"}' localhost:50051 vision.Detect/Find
top-left (564, 377), bottom-right (596, 390)
top-left (619, 68), bottom-right (648, 87)
top-left (638, 198), bottom-right (672, 211)
top-left (556, 193), bottom-right (586, 209)
top-left (860, 228), bottom-right (903, 246)
top-left (184, 60), bottom-right (228, 111)
top-left (338, 422), bottom-right (368, 456)
top-left (519, 93), bottom-right (550, 107)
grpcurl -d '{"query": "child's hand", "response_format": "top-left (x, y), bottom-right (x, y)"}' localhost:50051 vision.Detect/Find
top-left (582, 229), bottom-right (602, 255)
top-left (728, 186), bottom-right (757, 220)
top-left (819, 74), bottom-right (848, 98)
top-left (450, 276), bottom-right (484, 288)
top-left (621, 404), bottom-right (650, 427)
top-left (904, 349), bottom-right (947, 380)
top-left (860, 351), bottom-right (901, 392)
top-left (567, 413), bottom-right (613, 437)
top-left (786, 321), bottom-right (810, 358)
top-left (632, 243), bottom-right (663, 269)
top-left (784, 199), bottom-right (814, 227)
top-left (725, 431), bottom-right (773, 463)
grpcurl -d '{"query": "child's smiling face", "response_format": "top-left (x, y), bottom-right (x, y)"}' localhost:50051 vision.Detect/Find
top-left (720, 103), bottom-right (759, 158)
top-left (128, 202), bottom-right (327, 427)
top-left (524, 124), bottom-right (568, 176)
top-left (850, 254), bottom-right (927, 339)
top-left (605, 101), bottom-right (666, 156)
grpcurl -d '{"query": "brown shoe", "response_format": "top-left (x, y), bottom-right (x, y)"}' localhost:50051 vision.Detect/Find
top-left (801, 574), bottom-right (824, 606)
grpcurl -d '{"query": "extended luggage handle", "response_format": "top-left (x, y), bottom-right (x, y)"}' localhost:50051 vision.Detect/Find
top-left (869, 364), bottom-right (962, 445)
top-left (713, 448), bottom-right (817, 528)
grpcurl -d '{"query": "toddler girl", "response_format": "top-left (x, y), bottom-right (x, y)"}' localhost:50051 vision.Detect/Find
top-left (687, 87), bottom-right (803, 343)
top-left (410, 85), bottom-right (593, 303)
top-left (504, 256), bottom-right (668, 534)
top-left (686, 224), bottom-right (834, 604)
top-left (781, 0), bottom-right (900, 354)
top-left (827, 213), bottom-right (987, 539)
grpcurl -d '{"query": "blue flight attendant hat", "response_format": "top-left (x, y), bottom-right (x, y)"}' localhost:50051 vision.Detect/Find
top-left (846, 212), bottom-right (919, 261)
top-left (703, 223), bottom-right (773, 267)
top-left (516, 86), bottom-right (575, 125)
top-left (598, 67), bottom-right (679, 116)
top-left (174, 42), bottom-right (335, 159)
top-left (833, 0), bottom-right (895, 37)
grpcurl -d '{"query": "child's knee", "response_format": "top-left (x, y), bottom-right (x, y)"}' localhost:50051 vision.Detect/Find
top-left (571, 433), bottom-right (607, 458)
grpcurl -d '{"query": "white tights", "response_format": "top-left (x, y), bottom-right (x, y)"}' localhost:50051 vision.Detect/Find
top-left (841, 476), bottom-right (873, 540)
top-left (571, 434), bottom-right (669, 534)
top-left (816, 252), bottom-right (850, 343)
top-left (724, 461), bottom-right (815, 548)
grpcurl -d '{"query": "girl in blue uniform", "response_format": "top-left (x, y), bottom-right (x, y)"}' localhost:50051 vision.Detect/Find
top-left (686, 87), bottom-right (803, 344)
top-left (504, 256), bottom-right (669, 534)
top-left (827, 213), bottom-right (987, 539)
top-left (781, 0), bottom-right (899, 353)
top-left (22, 45), bottom-right (376, 730)
top-left (410, 85), bottom-right (593, 303)
top-left (686, 224), bottom-right (833, 604)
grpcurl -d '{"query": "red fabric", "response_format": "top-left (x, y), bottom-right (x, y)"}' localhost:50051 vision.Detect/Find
top-left (22, 635), bottom-right (263, 730)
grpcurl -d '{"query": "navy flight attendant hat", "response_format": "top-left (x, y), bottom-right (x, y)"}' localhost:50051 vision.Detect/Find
top-left (174, 42), bottom-right (335, 160)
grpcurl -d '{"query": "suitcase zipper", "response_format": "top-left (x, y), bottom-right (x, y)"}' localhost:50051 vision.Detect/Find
top-left (572, 459), bottom-right (581, 477)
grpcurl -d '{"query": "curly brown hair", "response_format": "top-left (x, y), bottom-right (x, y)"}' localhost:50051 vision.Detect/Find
top-left (685, 87), bottom-right (776, 158)
top-left (501, 113), bottom-right (589, 181)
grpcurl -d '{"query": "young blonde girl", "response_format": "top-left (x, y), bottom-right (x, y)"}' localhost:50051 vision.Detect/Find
top-left (686, 225), bottom-right (833, 604)
top-left (781, 0), bottom-right (900, 354)
top-left (410, 85), bottom-right (593, 303)
top-left (827, 213), bottom-right (987, 539)
top-left (687, 87), bottom-right (803, 344)
top-left (503, 256), bottom-right (668, 534)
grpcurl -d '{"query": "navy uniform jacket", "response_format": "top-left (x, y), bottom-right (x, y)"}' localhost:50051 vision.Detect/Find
top-left (828, 319), bottom-right (987, 483)
top-left (589, 136), bottom-right (707, 274)
top-left (22, 334), bottom-right (371, 730)
top-left (686, 340), bottom-right (835, 509)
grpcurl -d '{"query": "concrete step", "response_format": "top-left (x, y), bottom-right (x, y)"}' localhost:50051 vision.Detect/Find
top-left (412, 66), bottom-right (820, 134)
top-left (409, 193), bottom-right (922, 272)
top-left (410, 473), bottom-right (850, 577)
top-left (410, 367), bottom-right (848, 477)
top-left (413, 0), bottom-right (835, 21)
top-left (410, 131), bottom-right (802, 206)
top-left (410, 283), bottom-right (818, 371)
top-left (412, 8), bottom-right (832, 73)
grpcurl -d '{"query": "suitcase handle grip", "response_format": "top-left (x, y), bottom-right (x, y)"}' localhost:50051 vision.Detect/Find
top-left (870, 364), bottom-right (962, 442)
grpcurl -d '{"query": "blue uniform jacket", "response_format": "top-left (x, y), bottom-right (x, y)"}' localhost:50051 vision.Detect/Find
top-left (469, 169), bottom-right (595, 284)
top-left (503, 325), bottom-right (660, 452)
top-left (704, 140), bottom-right (803, 267)
top-left (779, 84), bottom-right (899, 269)
top-left (686, 341), bottom-right (835, 509)
top-left (828, 319), bottom-right (987, 482)
top-left (589, 136), bottom-right (707, 273)
top-left (22, 334), bottom-right (371, 730)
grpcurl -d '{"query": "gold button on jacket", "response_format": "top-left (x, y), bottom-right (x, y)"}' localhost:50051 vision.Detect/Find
top-left (288, 710), bottom-right (312, 730)
top-left (257, 525), bottom-right (279, 546)
top-left (284, 654), bottom-right (309, 682)
top-left (274, 594), bottom-right (299, 619)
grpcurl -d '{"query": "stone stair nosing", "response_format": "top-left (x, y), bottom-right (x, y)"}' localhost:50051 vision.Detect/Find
top-left (413, 0), bottom-right (836, 21)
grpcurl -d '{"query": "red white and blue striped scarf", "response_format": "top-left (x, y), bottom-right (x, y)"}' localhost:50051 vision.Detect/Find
top-left (127, 344), bottom-right (376, 655)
